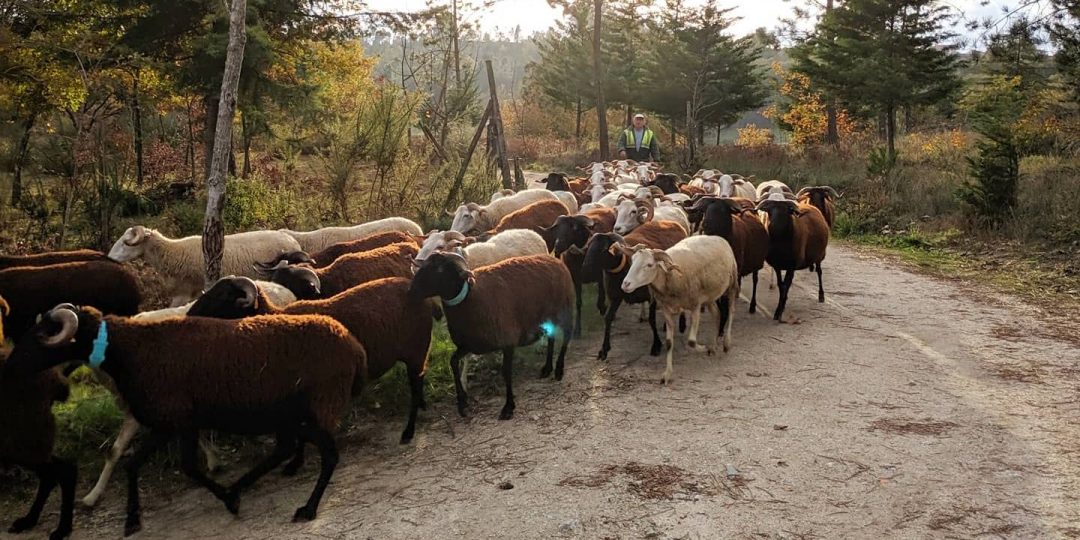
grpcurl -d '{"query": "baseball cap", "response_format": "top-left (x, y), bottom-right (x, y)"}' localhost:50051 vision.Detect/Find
top-left (634, 113), bottom-right (645, 119)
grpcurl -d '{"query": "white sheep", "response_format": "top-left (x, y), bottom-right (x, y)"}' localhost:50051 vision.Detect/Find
top-left (619, 235), bottom-right (739, 383)
top-left (552, 190), bottom-right (579, 214)
top-left (108, 226), bottom-right (301, 307)
top-left (612, 198), bottom-right (691, 236)
top-left (415, 229), bottom-right (548, 268)
top-left (755, 179), bottom-right (793, 201)
top-left (449, 189), bottom-right (558, 234)
top-left (282, 216), bottom-right (423, 253)
top-left (716, 174), bottom-right (757, 199)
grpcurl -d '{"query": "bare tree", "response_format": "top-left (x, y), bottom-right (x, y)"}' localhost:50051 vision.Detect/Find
top-left (593, 0), bottom-right (609, 159)
top-left (202, 0), bottom-right (247, 287)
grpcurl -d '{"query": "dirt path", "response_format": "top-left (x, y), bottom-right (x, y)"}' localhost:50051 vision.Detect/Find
top-left (25, 245), bottom-right (1080, 539)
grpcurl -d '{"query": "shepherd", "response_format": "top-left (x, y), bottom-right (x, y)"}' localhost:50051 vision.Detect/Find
top-left (617, 113), bottom-right (660, 162)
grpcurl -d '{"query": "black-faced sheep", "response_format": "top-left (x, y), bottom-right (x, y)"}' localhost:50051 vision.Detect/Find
top-left (256, 242), bottom-right (418, 298)
top-left (5, 305), bottom-right (364, 536)
top-left (187, 275), bottom-right (439, 444)
top-left (545, 207), bottom-right (617, 336)
top-left (108, 226), bottom-right (300, 306)
top-left (282, 217), bottom-right (423, 253)
top-left (756, 193), bottom-right (831, 321)
top-left (582, 220), bottom-right (688, 361)
top-left (692, 196), bottom-right (769, 313)
top-left (0, 261), bottom-right (141, 340)
top-left (619, 235), bottom-right (739, 383)
top-left (0, 249), bottom-right (106, 271)
top-left (796, 186), bottom-right (841, 229)
top-left (408, 253), bottom-right (574, 420)
top-left (0, 296), bottom-right (75, 540)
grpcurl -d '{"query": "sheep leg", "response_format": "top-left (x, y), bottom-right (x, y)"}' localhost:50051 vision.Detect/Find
top-left (687, 304), bottom-right (705, 353)
top-left (678, 312), bottom-right (687, 333)
top-left (124, 431), bottom-right (171, 537)
top-left (648, 301), bottom-right (662, 356)
top-left (719, 289), bottom-right (735, 353)
top-left (51, 458), bottom-right (76, 540)
top-left (83, 412), bottom-right (140, 507)
top-left (401, 364), bottom-right (425, 444)
top-left (749, 271), bottom-right (759, 314)
top-left (540, 336), bottom-right (555, 378)
top-left (661, 312), bottom-right (677, 384)
top-left (178, 431), bottom-right (233, 514)
top-left (282, 440), bottom-right (306, 477)
top-left (292, 426), bottom-right (338, 523)
top-left (225, 431), bottom-right (299, 511)
top-left (499, 347), bottom-right (516, 420)
top-left (595, 282), bottom-right (607, 316)
top-left (573, 279), bottom-right (583, 337)
top-left (598, 295), bottom-right (624, 361)
top-left (817, 263), bottom-right (825, 302)
top-left (638, 302), bottom-right (649, 323)
top-left (555, 322), bottom-right (571, 381)
top-left (8, 463), bottom-right (54, 534)
top-left (459, 355), bottom-right (471, 393)
top-left (775, 269), bottom-right (795, 322)
top-left (450, 349), bottom-right (470, 418)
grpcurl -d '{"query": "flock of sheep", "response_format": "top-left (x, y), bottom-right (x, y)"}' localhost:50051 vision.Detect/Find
top-left (0, 158), bottom-right (838, 539)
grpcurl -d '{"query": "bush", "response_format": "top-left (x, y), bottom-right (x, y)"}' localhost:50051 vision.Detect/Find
top-left (223, 173), bottom-right (300, 232)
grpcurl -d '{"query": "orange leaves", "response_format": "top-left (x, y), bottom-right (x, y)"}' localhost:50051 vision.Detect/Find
top-left (735, 124), bottom-right (773, 147)
top-left (765, 62), bottom-right (858, 146)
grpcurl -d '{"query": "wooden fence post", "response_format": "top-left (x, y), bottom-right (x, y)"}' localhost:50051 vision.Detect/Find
top-left (443, 101), bottom-right (493, 209)
top-left (485, 60), bottom-right (512, 189)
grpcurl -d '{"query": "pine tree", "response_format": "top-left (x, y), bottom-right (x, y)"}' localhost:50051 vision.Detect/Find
top-left (984, 17), bottom-right (1051, 92)
top-left (792, 0), bottom-right (960, 159)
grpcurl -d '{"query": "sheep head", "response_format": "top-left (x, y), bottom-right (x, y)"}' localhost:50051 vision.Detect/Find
top-left (5, 303), bottom-right (97, 379)
top-left (408, 251), bottom-right (474, 303)
top-left (621, 246), bottom-right (679, 293)
top-left (187, 276), bottom-right (264, 319)
top-left (450, 202), bottom-right (485, 234)
top-left (108, 225), bottom-right (153, 262)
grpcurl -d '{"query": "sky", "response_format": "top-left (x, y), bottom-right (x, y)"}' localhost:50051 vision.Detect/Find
top-left (364, 0), bottom-right (1026, 41)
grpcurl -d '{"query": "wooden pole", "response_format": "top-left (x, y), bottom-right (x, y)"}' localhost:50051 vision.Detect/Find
top-left (593, 0), bottom-right (609, 160)
top-left (485, 60), bottom-right (512, 189)
top-left (202, 0), bottom-right (247, 287)
top-left (444, 101), bottom-right (492, 209)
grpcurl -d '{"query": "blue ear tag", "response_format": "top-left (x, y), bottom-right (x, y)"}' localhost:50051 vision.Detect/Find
top-left (88, 321), bottom-right (108, 369)
top-left (443, 281), bottom-right (470, 307)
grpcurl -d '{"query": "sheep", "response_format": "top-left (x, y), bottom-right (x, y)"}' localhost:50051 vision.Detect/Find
top-left (256, 242), bottom-right (418, 298)
top-left (0, 304), bottom-right (76, 540)
top-left (305, 231), bottom-right (420, 269)
top-left (539, 172), bottom-right (571, 191)
top-left (187, 276), bottom-right (439, 444)
top-left (552, 191), bottom-right (579, 214)
top-left (415, 229), bottom-right (548, 269)
top-left (408, 253), bottom-right (574, 420)
top-left (0, 249), bottom-right (106, 271)
top-left (5, 304), bottom-right (365, 535)
top-left (619, 235), bottom-right (739, 383)
top-left (108, 225), bottom-right (300, 307)
top-left (692, 196), bottom-right (769, 313)
top-left (632, 162), bottom-right (660, 184)
top-left (582, 219), bottom-right (688, 361)
top-left (132, 278), bottom-right (308, 322)
top-left (756, 192), bottom-right (831, 321)
top-left (449, 190), bottom-right (559, 234)
top-left (755, 179), bottom-right (794, 201)
top-left (0, 261), bottom-right (141, 340)
top-left (612, 197), bottom-right (691, 236)
top-left (486, 199), bottom-right (569, 249)
top-left (544, 207), bottom-right (617, 336)
top-left (796, 186), bottom-right (841, 229)
top-left (282, 216), bottom-right (423, 253)
top-left (648, 173), bottom-right (683, 195)
top-left (716, 174), bottom-right (758, 200)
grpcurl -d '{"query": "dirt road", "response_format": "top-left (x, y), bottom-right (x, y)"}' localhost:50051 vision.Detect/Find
top-left (27, 245), bottom-right (1080, 539)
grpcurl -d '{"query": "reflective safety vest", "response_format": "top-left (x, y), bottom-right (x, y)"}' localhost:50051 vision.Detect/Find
top-left (624, 128), bottom-right (654, 150)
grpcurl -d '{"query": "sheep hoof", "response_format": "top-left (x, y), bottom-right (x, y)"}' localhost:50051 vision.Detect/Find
top-left (456, 404), bottom-right (469, 418)
top-left (539, 366), bottom-right (552, 379)
top-left (748, 304), bottom-right (756, 314)
top-left (49, 526), bottom-right (73, 540)
top-left (499, 407), bottom-right (515, 420)
top-left (9, 516), bottom-right (38, 533)
top-left (123, 517), bottom-right (142, 537)
top-left (650, 343), bottom-right (661, 356)
top-left (554, 368), bottom-right (564, 381)
top-left (223, 490), bottom-right (240, 515)
top-left (596, 349), bottom-right (608, 361)
top-left (292, 506), bottom-right (317, 523)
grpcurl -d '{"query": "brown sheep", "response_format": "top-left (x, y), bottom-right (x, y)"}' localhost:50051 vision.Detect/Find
top-left (756, 194), bottom-right (831, 321)
top-left (0, 331), bottom-right (75, 540)
top-left (187, 276), bottom-right (438, 444)
top-left (5, 305), bottom-right (364, 535)
top-left (487, 199), bottom-right (570, 250)
top-left (582, 220), bottom-right (688, 360)
top-left (796, 186), bottom-right (841, 229)
top-left (256, 242), bottom-right (417, 298)
top-left (0, 249), bottom-right (107, 271)
top-left (694, 196), bottom-right (769, 313)
top-left (0, 261), bottom-right (141, 340)
top-left (544, 207), bottom-right (617, 336)
top-left (409, 253), bottom-right (574, 420)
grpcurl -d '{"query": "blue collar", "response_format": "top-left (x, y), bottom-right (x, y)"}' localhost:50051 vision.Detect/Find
top-left (89, 321), bottom-right (108, 368)
top-left (443, 281), bottom-right (470, 307)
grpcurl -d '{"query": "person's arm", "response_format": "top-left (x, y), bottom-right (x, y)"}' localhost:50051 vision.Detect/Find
top-left (617, 130), bottom-right (628, 158)
top-left (650, 136), bottom-right (660, 162)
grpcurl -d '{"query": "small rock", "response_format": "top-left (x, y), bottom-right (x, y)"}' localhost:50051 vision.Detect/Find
top-left (725, 464), bottom-right (740, 478)
top-left (558, 519), bottom-right (582, 535)
top-left (497, 481), bottom-right (514, 490)
top-left (773, 424), bottom-right (788, 431)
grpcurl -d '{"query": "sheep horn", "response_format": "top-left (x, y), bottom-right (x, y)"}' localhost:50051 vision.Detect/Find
top-left (443, 230), bottom-right (468, 242)
top-left (234, 277), bottom-right (260, 309)
top-left (821, 186), bottom-right (842, 199)
top-left (123, 225), bottom-right (147, 246)
top-left (635, 199), bottom-right (655, 223)
top-left (41, 305), bottom-right (80, 347)
top-left (653, 251), bottom-right (680, 272)
top-left (795, 187), bottom-right (811, 198)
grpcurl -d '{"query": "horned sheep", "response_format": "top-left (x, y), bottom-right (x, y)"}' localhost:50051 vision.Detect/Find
top-left (282, 217), bottom-right (422, 253)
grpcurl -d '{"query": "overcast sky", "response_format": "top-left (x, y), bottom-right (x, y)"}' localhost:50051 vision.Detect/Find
top-left (364, 0), bottom-right (1033, 42)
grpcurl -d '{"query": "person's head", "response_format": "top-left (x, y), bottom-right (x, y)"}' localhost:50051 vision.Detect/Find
top-left (633, 113), bottom-right (645, 129)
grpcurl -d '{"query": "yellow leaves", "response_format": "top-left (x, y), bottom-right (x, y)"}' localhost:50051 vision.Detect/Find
top-left (768, 62), bottom-right (858, 146)
top-left (306, 41), bottom-right (378, 114)
top-left (736, 123), bottom-right (773, 147)
top-left (898, 130), bottom-right (973, 164)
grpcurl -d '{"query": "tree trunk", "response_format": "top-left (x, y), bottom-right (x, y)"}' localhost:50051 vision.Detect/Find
top-left (904, 105), bottom-right (913, 133)
top-left (131, 71), bottom-right (145, 185)
top-left (824, 0), bottom-right (839, 146)
top-left (452, 0), bottom-right (461, 86)
top-left (203, 0), bottom-right (248, 287)
top-left (885, 104), bottom-right (897, 161)
top-left (241, 109), bottom-right (252, 179)
top-left (203, 93), bottom-right (218, 181)
top-left (697, 122), bottom-right (705, 147)
top-left (716, 124), bottom-right (721, 146)
top-left (10, 112), bottom-right (35, 207)
top-left (187, 98), bottom-right (196, 182)
top-left (593, 0), bottom-right (609, 160)
top-left (625, 104), bottom-right (631, 127)
top-left (575, 95), bottom-right (583, 147)
top-left (686, 101), bottom-right (696, 164)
